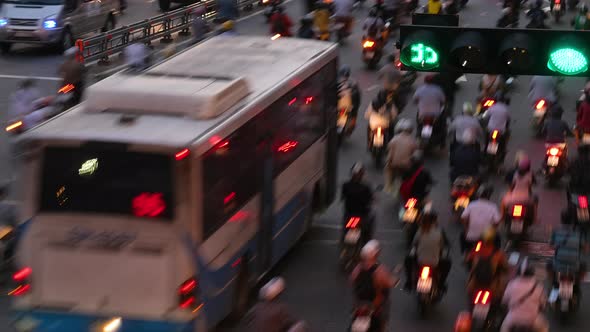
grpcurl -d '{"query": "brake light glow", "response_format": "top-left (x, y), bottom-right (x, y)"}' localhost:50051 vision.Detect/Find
top-left (536, 99), bottom-right (546, 110)
top-left (395, 60), bottom-right (402, 68)
top-left (13, 267), bottom-right (32, 282)
top-left (474, 290), bottom-right (490, 305)
top-left (271, 33), bottom-right (281, 40)
top-left (178, 277), bottom-right (198, 310)
top-left (346, 217), bottom-right (361, 228)
top-left (8, 284), bottom-right (31, 296)
top-left (475, 241), bottom-right (482, 252)
top-left (579, 196), bottom-right (588, 209)
top-left (179, 279), bottom-right (197, 294)
top-left (175, 148), bottom-right (190, 160)
top-left (492, 130), bottom-right (498, 140)
top-left (277, 141), bottom-right (298, 153)
top-left (512, 205), bottom-right (523, 217)
top-left (483, 99), bottom-right (495, 107)
top-left (132, 192), bottom-right (166, 218)
top-left (224, 192), bottom-right (236, 205)
top-left (5, 121), bottom-right (23, 132)
top-left (288, 97), bottom-right (297, 106)
top-left (377, 127), bottom-right (382, 137)
top-left (555, 0), bottom-right (560, 3)
top-left (547, 147), bottom-right (561, 156)
top-left (305, 96), bottom-right (314, 104)
top-left (405, 198), bottom-right (417, 209)
top-left (58, 84), bottom-right (75, 94)
top-left (363, 40), bottom-right (375, 48)
top-left (420, 266), bottom-right (430, 280)
top-left (103, 317), bottom-right (122, 332)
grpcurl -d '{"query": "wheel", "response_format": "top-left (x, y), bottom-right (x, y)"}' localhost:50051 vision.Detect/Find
top-left (0, 42), bottom-right (12, 54)
top-left (102, 14), bottom-right (116, 33)
top-left (57, 28), bottom-right (74, 54)
top-left (228, 263), bottom-right (250, 322)
top-left (159, 0), bottom-right (171, 11)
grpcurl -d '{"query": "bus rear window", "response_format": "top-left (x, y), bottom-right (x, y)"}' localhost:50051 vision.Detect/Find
top-left (39, 146), bottom-right (174, 220)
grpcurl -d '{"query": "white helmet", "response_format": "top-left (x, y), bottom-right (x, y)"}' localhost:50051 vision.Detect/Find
top-left (259, 277), bottom-right (285, 301)
top-left (395, 118), bottom-right (414, 133)
top-left (462, 102), bottom-right (474, 115)
top-left (360, 240), bottom-right (381, 260)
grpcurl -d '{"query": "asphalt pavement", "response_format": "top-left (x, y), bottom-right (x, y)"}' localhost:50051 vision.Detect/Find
top-left (1, 0), bottom-right (589, 331)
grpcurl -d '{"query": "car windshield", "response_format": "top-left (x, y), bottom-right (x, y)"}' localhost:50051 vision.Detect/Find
top-left (5, 0), bottom-right (63, 5)
top-left (39, 146), bottom-right (175, 220)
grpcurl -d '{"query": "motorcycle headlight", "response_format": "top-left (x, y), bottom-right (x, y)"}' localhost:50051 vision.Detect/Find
top-left (43, 17), bottom-right (57, 30)
top-left (0, 17), bottom-right (8, 27)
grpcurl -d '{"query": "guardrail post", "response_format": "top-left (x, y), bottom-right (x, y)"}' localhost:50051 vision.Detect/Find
top-left (98, 34), bottom-right (112, 66)
top-left (161, 16), bottom-right (174, 44)
top-left (179, 8), bottom-right (192, 36)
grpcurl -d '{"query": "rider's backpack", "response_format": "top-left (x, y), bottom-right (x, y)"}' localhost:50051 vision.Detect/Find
top-left (354, 264), bottom-right (379, 302)
top-left (472, 251), bottom-right (496, 285)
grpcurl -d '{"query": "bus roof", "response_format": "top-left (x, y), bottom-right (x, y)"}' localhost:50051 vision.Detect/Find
top-left (22, 36), bottom-right (338, 152)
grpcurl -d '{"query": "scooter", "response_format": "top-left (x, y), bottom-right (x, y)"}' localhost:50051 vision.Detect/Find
top-left (563, 192), bottom-right (589, 228)
top-left (362, 37), bottom-right (383, 69)
top-left (531, 99), bottom-right (548, 137)
top-left (417, 115), bottom-right (445, 151)
top-left (340, 216), bottom-right (364, 273)
top-left (551, 0), bottom-right (565, 23)
top-left (399, 197), bottom-right (425, 246)
top-left (505, 203), bottom-right (532, 243)
top-left (451, 176), bottom-right (478, 217)
top-left (475, 97), bottom-right (495, 118)
top-left (471, 289), bottom-right (498, 331)
top-left (349, 304), bottom-right (374, 332)
top-left (484, 130), bottom-right (506, 173)
top-left (368, 111), bottom-right (392, 167)
top-left (543, 144), bottom-right (567, 185)
top-left (415, 263), bottom-right (446, 314)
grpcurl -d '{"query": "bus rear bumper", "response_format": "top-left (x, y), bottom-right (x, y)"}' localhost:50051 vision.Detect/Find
top-left (11, 309), bottom-right (202, 332)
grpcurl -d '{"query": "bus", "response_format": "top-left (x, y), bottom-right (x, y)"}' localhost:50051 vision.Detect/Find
top-left (11, 36), bottom-right (339, 332)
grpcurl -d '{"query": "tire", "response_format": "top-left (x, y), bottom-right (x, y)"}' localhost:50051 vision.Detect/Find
top-left (102, 14), bottom-right (116, 33)
top-left (0, 42), bottom-right (12, 54)
top-left (228, 263), bottom-right (250, 322)
top-left (159, 0), bottom-right (171, 11)
top-left (58, 28), bottom-right (74, 54)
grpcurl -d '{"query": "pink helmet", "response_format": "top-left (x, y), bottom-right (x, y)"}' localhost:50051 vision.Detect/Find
top-left (518, 157), bottom-right (531, 171)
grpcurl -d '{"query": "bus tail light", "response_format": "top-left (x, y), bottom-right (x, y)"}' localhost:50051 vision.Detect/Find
top-left (9, 267), bottom-right (32, 296)
top-left (178, 277), bottom-right (201, 310)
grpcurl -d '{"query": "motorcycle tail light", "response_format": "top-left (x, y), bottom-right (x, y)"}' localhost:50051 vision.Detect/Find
top-left (547, 147), bottom-right (561, 156)
top-left (578, 195), bottom-right (588, 209)
top-left (363, 40), bottom-right (375, 48)
top-left (420, 266), bottom-right (430, 280)
top-left (536, 99), bottom-right (546, 110)
top-left (271, 34), bottom-right (281, 40)
top-left (58, 84), bottom-right (75, 94)
top-left (5, 121), bottom-right (23, 132)
top-left (512, 205), bottom-right (524, 218)
top-left (555, 0), bottom-right (560, 4)
top-left (423, 118), bottom-right (434, 125)
top-left (474, 290), bottom-right (490, 305)
top-left (376, 127), bottom-right (382, 137)
top-left (491, 130), bottom-right (498, 140)
top-left (346, 217), bottom-right (361, 228)
top-left (475, 241), bottom-right (482, 252)
top-left (405, 198), bottom-right (417, 209)
top-left (483, 99), bottom-right (495, 108)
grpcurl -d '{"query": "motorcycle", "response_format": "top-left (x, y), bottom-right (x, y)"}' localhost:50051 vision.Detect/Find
top-left (505, 203), bottom-right (531, 243)
top-left (368, 112), bottom-right (392, 167)
top-left (5, 84), bottom-right (75, 136)
top-left (340, 216), bottom-right (364, 272)
top-left (349, 304), bottom-right (374, 332)
top-left (451, 176), bottom-right (478, 217)
top-left (543, 144), bottom-right (567, 185)
top-left (566, 193), bottom-right (589, 227)
top-left (475, 97), bottom-right (495, 118)
top-left (531, 99), bottom-right (548, 137)
top-left (484, 130), bottom-right (506, 173)
top-left (417, 115), bottom-right (445, 151)
top-left (337, 85), bottom-right (358, 145)
top-left (362, 37), bottom-right (383, 69)
top-left (548, 268), bottom-right (582, 316)
top-left (471, 289), bottom-right (499, 331)
top-left (399, 197), bottom-right (426, 246)
top-left (416, 264), bottom-right (445, 314)
top-left (551, 0), bottom-right (565, 23)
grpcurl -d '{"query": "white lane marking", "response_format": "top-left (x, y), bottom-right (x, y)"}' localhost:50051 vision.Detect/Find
top-left (313, 223), bottom-right (402, 233)
top-left (0, 74), bottom-right (61, 81)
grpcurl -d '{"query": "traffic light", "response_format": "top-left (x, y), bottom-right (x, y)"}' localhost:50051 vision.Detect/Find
top-left (398, 25), bottom-right (590, 76)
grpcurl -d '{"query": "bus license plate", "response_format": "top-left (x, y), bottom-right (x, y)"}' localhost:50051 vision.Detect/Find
top-left (344, 229), bottom-right (361, 244)
top-left (337, 115), bottom-right (348, 127)
top-left (351, 316), bottom-right (371, 332)
top-left (583, 134), bottom-right (590, 144)
top-left (510, 221), bottom-right (523, 234)
top-left (403, 208), bottom-right (418, 223)
top-left (578, 208), bottom-right (589, 222)
top-left (417, 277), bottom-right (432, 293)
top-left (472, 304), bottom-right (490, 320)
top-left (547, 156), bottom-right (559, 167)
top-left (487, 142), bottom-right (498, 155)
top-left (421, 126), bottom-right (433, 139)
top-left (373, 133), bottom-right (384, 147)
top-left (534, 107), bottom-right (546, 117)
top-left (454, 197), bottom-right (470, 211)
top-left (559, 282), bottom-right (573, 300)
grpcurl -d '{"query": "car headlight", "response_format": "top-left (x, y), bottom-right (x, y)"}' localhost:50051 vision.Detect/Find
top-left (43, 18), bottom-right (57, 29)
top-left (0, 17), bottom-right (8, 27)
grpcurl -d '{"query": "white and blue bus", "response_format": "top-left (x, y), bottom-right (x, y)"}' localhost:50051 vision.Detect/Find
top-left (11, 36), bottom-right (339, 332)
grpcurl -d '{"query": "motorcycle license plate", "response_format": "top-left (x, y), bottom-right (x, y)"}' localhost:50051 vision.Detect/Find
top-left (351, 316), bottom-right (371, 332)
top-left (454, 197), bottom-right (470, 211)
top-left (583, 134), bottom-right (590, 145)
top-left (472, 304), bottom-right (490, 320)
top-left (337, 115), bottom-right (348, 127)
top-left (534, 107), bottom-right (546, 117)
top-left (344, 229), bottom-right (361, 244)
top-left (559, 282), bottom-right (573, 300)
top-left (547, 156), bottom-right (559, 167)
top-left (402, 208), bottom-right (418, 223)
top-left (373, 134), bottom-right (384, 147)
top-left (578, 208), bottom-right (589, 222)
top-left (421, 125), bottom-right (433, 139)
top-left (510, 221), bottom-right (523, 234)
top-left (554, 3), bottom-right (561, 10)
top-left (487, 142), bottom-right (499, 155)
top-left (417, 277), bottom-right (432, 293)
top-left (365, 51), bottom-right (375, 59)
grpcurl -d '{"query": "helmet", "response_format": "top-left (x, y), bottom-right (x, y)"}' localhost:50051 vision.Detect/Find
top-left (460, 130), bottom-right (476, 145)
top-left (259, 277), bottom-right (285, 300)
top-left (421, 210), bottom-right (438, 225)
top-left (369, 7), bottom-right (378, 17)
top-left (395, 118), bottom-right (414, 133)
top-left (518, 157), bottom-right (531, 172)
top-left (372, 90), bottom-right (387, 110)
top-left (462, 102), bottom-right (474, 115)
top-left (64, 47), bottom-right (78, 58)
top-left (361, 240), bottom-right (381, 260)
top-left (482, 227), bottom-right (497, 244)
top-left (222, 20), bottom-right (234, 31)
top-left (339, 65), bottom-right (351, 79)
top-left (477, 184), bottom-right (493, 199)
top-left (19, 78), bottom-right (35, 89)
top-left (514, 150), bottom-right (528, 166)
top-left (411, 150), bottom-right (424, 164)
top-left (351, 162), bottom-right (365, 179)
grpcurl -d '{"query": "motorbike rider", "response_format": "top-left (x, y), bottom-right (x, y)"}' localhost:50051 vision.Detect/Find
top-left (338, 65), bottom-right (361, 126)
top-left (542, 105), bottom-right (573, 160)
top-left (341, 163), bottom-right (375, 244)
top-left (413, 74), bottom-right (446, 140)
top-left (385, 119), bottom-right (419, 195)
top-left (545, 226), bottom-right (588, 297)
top-left (576, 81), bottom-right (590, 141)
top-left (9, 79), bottom-right (42, 121)
top-left (399, 151), bottom-right (434, 203)
top-left (501, 157), bottom-right (538, 223)
top-left (191, 6), bottom-right (210, 44)
top-left (332, 0), bottom-right (354, 36)
top-left (362, 7), bottom-right (385, 40)
top-left (461, 185), bottom-right (501, 253)
top-left (59, 47), bottom-right (85, 105)
top-left (245, 277), bottom-right (304, 332)
top-left (297, 14), bottom-right (316, 39)
top-left (124, 42), bottom-right (151, 71)
top-left (351, 240), bottom-right (398, 332)
top-left (479, 74), bottom-right (503, 101)
top-left (404, 211), bottom-right (451, 291)
top-left (500, 263), bottom-right (548, 332)
top-left (529, 75), bottom-right (558, 106)
top-left (450, 130), bottom-right (481, 183)
top-left (572, 3), bottom-right (590, 30)
top-left (497, 6), bottom-right (518, 27)
top-left (449, 102), bottom-right (484, 152)
top-left (483, 92), bottom-right (511, 140)
top-left (270, 6), bottom-right (293, 36)
top-left (465, 228), bottom-right (509, 305)
top-left (313, 1), bottom-right (332, 40)
top-left (365, 89), bottom-right (399, 146)
top-left (377, 55), bottom-right (402, 92)
top-left (526, 0), bottom-right (549, 28)
top-left (431, 70), bottom-right (462, 116)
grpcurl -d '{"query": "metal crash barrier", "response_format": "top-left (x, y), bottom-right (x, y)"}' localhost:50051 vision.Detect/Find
top-left (75, 0), bottom-right (257, 64)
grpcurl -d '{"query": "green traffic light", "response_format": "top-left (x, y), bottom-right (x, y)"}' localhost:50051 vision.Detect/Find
top-left (406, 43), bottom-right (439, 70)
top-left (547, 48), bottom-right (588, 75)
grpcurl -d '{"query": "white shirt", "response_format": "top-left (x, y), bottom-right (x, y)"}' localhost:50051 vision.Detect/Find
top-left (333, 0), bottom-right (353, 17)
top-left (485, 102), bottom-right (510, 133)
top-left (502, 277), bottom-right (546, 324)
top-left (450, 115), bottom-right (483, 143)
top-left (461, 199), bottom-right (501, 241)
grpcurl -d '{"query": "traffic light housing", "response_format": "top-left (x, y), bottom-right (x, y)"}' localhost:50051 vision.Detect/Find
top-left (398, 25), bottom-right (590, 76)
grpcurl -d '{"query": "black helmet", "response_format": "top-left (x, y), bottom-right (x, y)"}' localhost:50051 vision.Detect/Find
top-left (421, 210), bottom-right (438, 225)
top-left (387, 54), bottom-right (396, 63)
top-left (369, 7), bottom-right (378, 17)
top-left (339, 65), bottom-right (351, 79)
top-left (477, 184), bottom-right (493, 199)
top-left (372, 90), bottom-right (387, 110)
